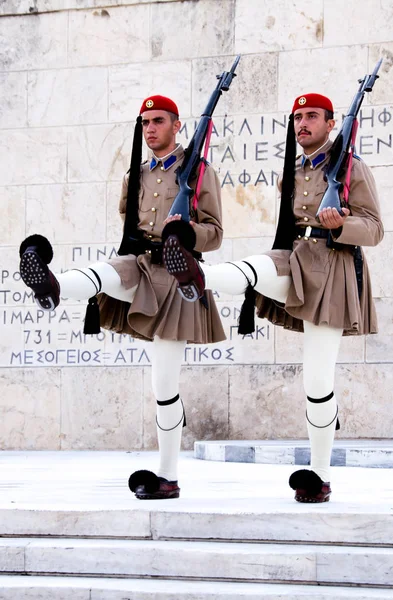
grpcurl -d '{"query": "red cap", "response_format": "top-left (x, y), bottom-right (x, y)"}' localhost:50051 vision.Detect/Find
top-left (139, 95), bottom-right (179, 116)
top-left (292, 93), bottom-right (334, 114)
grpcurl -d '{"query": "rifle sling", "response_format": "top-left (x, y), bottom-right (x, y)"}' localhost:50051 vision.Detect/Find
top-left (341, 119), bottom-right (363, 300)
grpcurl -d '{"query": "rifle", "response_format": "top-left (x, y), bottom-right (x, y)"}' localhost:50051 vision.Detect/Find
top-left (167, 55), bottom-right (241, 221)
top-left (316, 59), bottom-right (382, 220)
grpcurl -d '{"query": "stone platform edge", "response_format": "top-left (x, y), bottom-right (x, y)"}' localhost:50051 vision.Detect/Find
top-left (194, 440), bottom-right (393, 468)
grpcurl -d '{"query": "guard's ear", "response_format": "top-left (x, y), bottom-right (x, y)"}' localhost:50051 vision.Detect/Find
top-left (327, 118), bottom-right (335, 133)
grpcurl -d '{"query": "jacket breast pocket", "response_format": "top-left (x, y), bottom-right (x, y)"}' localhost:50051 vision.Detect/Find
top-left (137, 188), bottom-right (150, 214)
top-left (166, 187), bottom-right (180, 203)
top-left (314, 185), bottom-right (327, 202)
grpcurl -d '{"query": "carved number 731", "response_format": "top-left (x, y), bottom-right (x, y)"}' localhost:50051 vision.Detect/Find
top-left (24, 330), bottom-right (52, 344)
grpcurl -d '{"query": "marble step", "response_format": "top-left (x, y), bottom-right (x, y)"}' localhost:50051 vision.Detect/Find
top-left (0, 576), bottom-right (393, 600)
top-left (194, 439), bottom-right (393, 468)
top-left (2, 538), bottom-right (393, 586)
top-left (2, 504), bottom-right (393, 545)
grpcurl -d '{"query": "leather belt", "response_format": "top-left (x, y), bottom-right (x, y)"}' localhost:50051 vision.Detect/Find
top-left (143, 240), bottom-right (163, 264)
top-left (295, 226), bottom-right (329, 240)
top-left (125, 233), bottom-right (202, 265)
top-left (122, 236), bottom-right (164, 264)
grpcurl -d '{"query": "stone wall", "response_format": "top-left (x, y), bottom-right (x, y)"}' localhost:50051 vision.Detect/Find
top-left (0, 0), bottom-right (392, 450)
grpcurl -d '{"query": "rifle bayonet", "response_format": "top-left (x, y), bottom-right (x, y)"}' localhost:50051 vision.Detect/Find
top-left (364, 57), bottom-right (382, 91)
top-left (220, 54), bottom-right (241, 90)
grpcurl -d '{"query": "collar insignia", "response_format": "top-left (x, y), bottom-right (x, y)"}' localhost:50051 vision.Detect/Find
top-left (149, 154), bottom-right (177, 171)
top-left (301, 152), bottom-right (326, 169)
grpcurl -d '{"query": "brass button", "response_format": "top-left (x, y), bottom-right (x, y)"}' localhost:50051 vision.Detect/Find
top-left (157, 178), bottom-right (162, 183)
top-left (304, 236), bottom-right (309, 241)
top-left (146, 249), bottom-right (151, 254)
top-left (151, 207), bottom-right (156, 212)
top-left (304, 217), bottom-right (309, 222)
top-left (312, 238), bottom-right (317, 244)
top-left (297, 235), bottom-right (301, 239)
top-left (302, 205), bottom-right (307, 210)
top-left (303, 191), bottom-right (308, 196)
top-left (149, 221), bottom-right (154, 226)
top-left (153, 192), bottom-right (159, 198)
top-left (148, 235), bottom-right (153, 239)
top-left (305, 176), bottom-right (310, 181)
top-left (160, 166), bottom-right (164, 171)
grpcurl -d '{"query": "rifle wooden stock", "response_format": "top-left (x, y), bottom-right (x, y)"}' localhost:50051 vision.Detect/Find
top-left (318, 180), bottom-right (343, 215)
top-left (169, 183), bottom-right (195, 221)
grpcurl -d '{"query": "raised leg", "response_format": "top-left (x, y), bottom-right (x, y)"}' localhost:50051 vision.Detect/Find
top-left (19, 234), bottom-right (137, 307)
top-left (58, 262), bottom-right (137, 303)
top-left (203, 255), bottom-right (291, 303)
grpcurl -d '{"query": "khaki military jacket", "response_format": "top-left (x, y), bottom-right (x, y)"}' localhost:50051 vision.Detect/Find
top-left (257, 140), bottom-right (384, 335)
top-left (98, 144), bottom-right (226, 343)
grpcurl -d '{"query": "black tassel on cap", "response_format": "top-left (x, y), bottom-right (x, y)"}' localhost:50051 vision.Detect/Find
top-left (83, 296), bottom-right (101, 334)
top-left (238, 284), bottom-right (256, 335)
top-left (272, 113), bottom-right (297, 251)
top-left (118, 115), bottom-right (143, 256)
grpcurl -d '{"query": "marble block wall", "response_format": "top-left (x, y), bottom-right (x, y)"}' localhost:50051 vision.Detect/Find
top-left (0, 0), bottom-right (392, 450)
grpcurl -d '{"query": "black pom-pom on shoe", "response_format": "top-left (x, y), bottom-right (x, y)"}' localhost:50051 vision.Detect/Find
top-left (128, 469), bottom-right (180, 500)
top-left (19, 234), bottom-right (59, 311)
top-left (128, 470), bottom-right (160, 494)
top-left (289, 469), bottom-right (323, 495)
top-left (19, 234), bottom-right (53, 264)
top-left (289, 469), bottom-right (331, 503)
top-left (161, 219), bottom-right (197, 251)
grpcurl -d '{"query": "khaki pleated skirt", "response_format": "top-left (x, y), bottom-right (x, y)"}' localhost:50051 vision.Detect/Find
top-left (256, 239), bottom-right (378, 336)
top-left (97, 253), bottom-right (226, 344)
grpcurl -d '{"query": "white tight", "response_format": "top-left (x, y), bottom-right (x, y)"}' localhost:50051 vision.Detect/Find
top-left (303, 321), bottom-right (342, 398)
top-left (152, 337), bottom-right (186, 481)
top-left (303, 321), bottom-right (342, 482)
top-left (56, 265), bottom-right (185, 482)
top-left (202, 255), bottom-right (290, 303)
top-left (202, 257), bottom-right (343, 482)
top-left (56, 263), bottom-right (137, 303)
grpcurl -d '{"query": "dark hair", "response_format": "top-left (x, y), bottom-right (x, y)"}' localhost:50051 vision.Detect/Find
top-left (324, 109), bottom-right (334, 121)
top-left (168, 111), bottom-right (179, 122)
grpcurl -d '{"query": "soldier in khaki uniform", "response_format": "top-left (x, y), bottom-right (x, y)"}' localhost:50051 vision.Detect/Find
top-left (18, 95), bottom-right (225, 500)
top-left (164, 93), bottom-right (383, 503)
